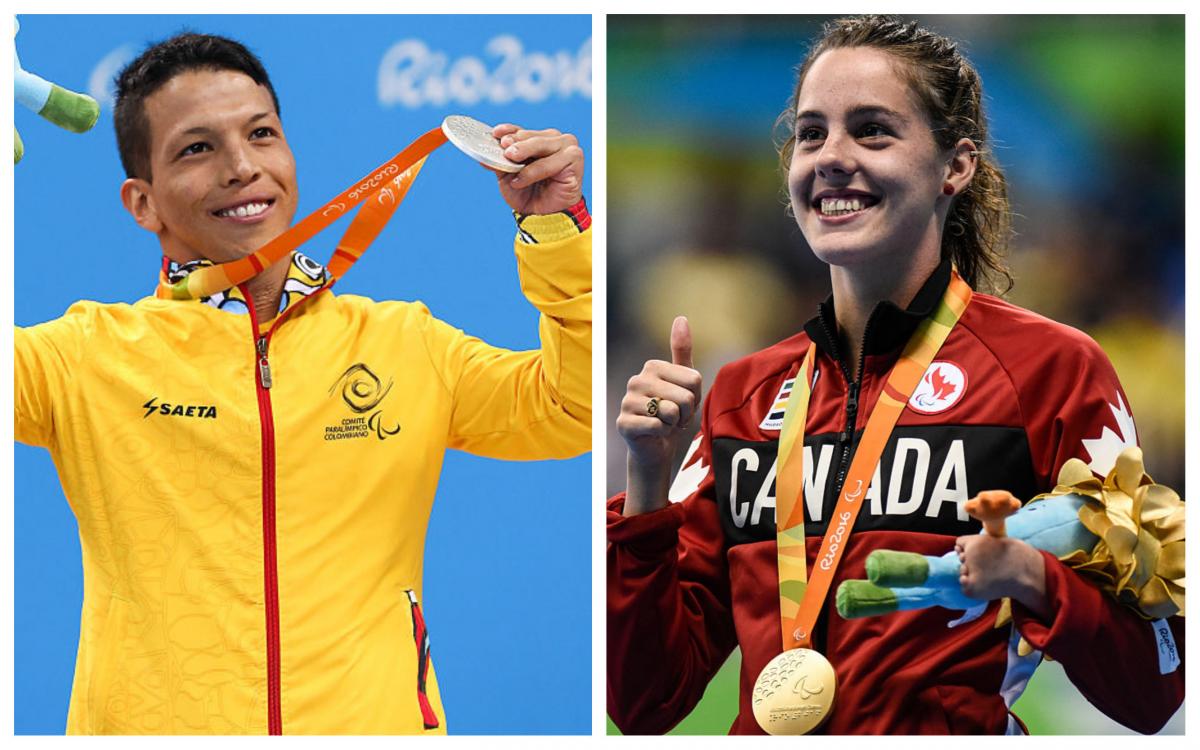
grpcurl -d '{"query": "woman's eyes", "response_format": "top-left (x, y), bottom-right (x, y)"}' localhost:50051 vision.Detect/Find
top-left (250, 126), bottom-right (277, 139)
top-left (794, 123), bottom-right (891, 144)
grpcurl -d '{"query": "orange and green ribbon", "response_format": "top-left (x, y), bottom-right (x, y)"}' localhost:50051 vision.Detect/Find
top-left (774, 272), bottom-right (973, 651)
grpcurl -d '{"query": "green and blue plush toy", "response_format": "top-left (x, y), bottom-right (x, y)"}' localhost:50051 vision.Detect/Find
top-left (836, 447), bottom-right (1185, 649)
top-left (14, 17), bottom-right (99, 163)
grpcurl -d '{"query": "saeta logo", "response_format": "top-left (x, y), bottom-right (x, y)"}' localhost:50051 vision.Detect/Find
top-left (142, 397), bottom-right (218, 419)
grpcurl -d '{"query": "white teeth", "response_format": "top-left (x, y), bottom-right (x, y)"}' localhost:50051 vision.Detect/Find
top-left (819, 196), bottom-right (870, 216)
top-left (218, 201), bottom-right (269, 218)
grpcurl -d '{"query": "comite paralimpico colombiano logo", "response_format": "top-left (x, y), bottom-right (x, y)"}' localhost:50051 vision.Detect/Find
top-left (325, 363), bottom-right (401, 442)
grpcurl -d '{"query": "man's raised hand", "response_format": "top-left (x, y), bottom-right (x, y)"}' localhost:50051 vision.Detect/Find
top-left (491, 123), bottom-right (584, 215)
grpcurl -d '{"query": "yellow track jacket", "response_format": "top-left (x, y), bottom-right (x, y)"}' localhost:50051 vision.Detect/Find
top-left (14, 217), bottom-right (591, 734)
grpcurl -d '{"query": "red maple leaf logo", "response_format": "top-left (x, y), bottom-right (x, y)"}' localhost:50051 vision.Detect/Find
top-left (925, 366), bottom-right (958, 401)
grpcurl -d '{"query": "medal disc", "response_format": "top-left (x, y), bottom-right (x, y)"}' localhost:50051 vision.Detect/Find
top-left (441, 115), bottom-right (524, 173)
top-left (752, 648), bottom-right (837, 735)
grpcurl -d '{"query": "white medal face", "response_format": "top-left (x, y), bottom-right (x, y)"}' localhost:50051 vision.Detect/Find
top-left (441, 115), bottom-right (525, 173)
top-left (908, 360), bottom-right (967, 415)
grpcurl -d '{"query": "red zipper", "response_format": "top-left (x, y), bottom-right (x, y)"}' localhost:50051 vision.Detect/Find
top-left (245, 291), bottom-right (283, 735)
top-left (242, 281), bottom-right (335, 735)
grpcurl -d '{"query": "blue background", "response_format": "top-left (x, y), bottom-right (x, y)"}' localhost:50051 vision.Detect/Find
top-left (14, 14), bottom-right (591, 735)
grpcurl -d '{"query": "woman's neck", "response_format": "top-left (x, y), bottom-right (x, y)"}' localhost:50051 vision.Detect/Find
top-left (829, 251), bottom-right (940, 372)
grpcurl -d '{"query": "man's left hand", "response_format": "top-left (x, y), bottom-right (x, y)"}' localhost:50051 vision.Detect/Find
top-left (492, 124), bottom-right (584, 215)
top-left (955, 534), bottom-right (1051, 619)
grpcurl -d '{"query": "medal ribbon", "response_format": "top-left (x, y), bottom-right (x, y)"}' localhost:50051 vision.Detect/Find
top-left (156, 127), bottom-right (449, 300)
top-left (774, 272), bottom-right (972, 650)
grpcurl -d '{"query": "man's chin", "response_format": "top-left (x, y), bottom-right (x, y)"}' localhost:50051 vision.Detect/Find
top-left (199, 250), bottom-right (247, 265)
top-left (204, 236), bottom-right (279, 265)
top-left (191, 214), bottom-right (294, 266)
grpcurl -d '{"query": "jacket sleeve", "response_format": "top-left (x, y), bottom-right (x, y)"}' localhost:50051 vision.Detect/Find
top-left (1011, 328), bottom-right (1184, 733)
top-left (1012, 553), bottom-right (1184, 733)
top-left (14, 307), bottom-right (89, 449)
top-left (606, 384), bottom-right (737, 734)
top-left (418, 221), bottom-right (590, 460)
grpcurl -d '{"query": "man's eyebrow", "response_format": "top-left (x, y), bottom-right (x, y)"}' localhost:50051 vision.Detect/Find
top-left (795, 105), bottom-right (908, 123)
top-left (176, 112), bottom-right (275, 138)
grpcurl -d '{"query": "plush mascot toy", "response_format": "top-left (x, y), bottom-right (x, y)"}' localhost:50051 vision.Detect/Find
top-left (14, 17), bottom-right (99, 163)
top-left (837, 446), bottom-right (1185, 653)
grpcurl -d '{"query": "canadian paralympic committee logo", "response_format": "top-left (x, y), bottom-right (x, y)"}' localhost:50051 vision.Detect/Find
top-left (325, 364), bottom-right (401, 442)
top-left (907, 361), bottom-right (967, 415)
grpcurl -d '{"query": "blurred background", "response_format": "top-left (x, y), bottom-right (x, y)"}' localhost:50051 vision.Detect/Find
top-left (606, 14), bottom-right (1184, 735)
top-left (15, 14), bottom-right (590, 735)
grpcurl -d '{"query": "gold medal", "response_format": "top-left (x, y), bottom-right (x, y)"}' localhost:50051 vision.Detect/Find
top-left (752, 648), bottom-right (836, 735)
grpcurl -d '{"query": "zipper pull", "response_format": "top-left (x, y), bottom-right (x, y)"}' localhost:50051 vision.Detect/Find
top-left (839, 382), bottom-right (859, 443)
top-left (257, 336), bottom-right (273, 389)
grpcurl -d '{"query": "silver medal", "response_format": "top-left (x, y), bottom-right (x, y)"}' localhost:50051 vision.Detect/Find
top-left (441, 115), bottom-right (524, 173)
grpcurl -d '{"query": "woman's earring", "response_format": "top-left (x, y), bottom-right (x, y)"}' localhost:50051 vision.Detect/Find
top-left (943, 183), bottom-right (956, 196)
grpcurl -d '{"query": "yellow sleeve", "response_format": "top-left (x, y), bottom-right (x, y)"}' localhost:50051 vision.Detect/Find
top-left (15, 307), bottom-right (89, 448)
top-left (419, 227), bottom-right (591, 460)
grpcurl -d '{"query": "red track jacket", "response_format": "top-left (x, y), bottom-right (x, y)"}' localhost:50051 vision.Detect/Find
top-left (607, 261), bottom-right (1184, 734)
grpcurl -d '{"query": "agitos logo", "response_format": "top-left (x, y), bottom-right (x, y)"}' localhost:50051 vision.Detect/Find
top-left (325, 363), bottom-right (401, 442)
top-left (143, 397), bottom-right (218, 419)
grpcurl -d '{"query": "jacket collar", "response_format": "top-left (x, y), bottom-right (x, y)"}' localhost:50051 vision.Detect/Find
top-left (802, 259), bottom-right (954, 371)
top-left (159, 251), bottom-right (330, 317)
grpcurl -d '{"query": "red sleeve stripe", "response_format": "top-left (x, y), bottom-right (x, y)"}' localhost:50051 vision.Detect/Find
top-left (564, 198), bottom-right (591, 232)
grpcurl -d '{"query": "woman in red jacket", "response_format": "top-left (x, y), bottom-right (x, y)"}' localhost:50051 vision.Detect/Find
top-left (608, 15), bottom-right (1183, 735)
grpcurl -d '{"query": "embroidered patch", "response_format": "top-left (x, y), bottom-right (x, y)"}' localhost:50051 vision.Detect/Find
top-left (760, 368), bottom-right (819, 431)
top-left (908, 361), bottom-right (967, 415)
top-left (759, 379), bottom-right (794, 431)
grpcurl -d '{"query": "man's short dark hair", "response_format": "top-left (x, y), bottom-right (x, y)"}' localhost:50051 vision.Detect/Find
top-left (114, 33), bottom-right (281, 181)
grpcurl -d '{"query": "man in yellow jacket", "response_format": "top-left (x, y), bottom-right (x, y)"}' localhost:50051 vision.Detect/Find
top-left (14, 33), bottom-right (590, 734)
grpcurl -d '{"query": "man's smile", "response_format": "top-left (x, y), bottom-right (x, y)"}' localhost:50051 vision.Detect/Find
top-left (211, 197), bottom-right (276, 223)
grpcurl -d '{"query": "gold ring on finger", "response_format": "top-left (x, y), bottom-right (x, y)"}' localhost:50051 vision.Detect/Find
top-left (646, 397), bottom-right (660, 417)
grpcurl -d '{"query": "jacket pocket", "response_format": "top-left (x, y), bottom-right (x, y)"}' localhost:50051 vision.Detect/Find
top-left (87, 593), bottom-right (130, 734)
top-left (405, 589), bottom-right (440, 730)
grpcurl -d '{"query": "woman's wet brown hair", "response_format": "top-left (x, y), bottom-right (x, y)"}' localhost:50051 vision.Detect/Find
top-left (779, 15), bottom-right (1013, 293)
